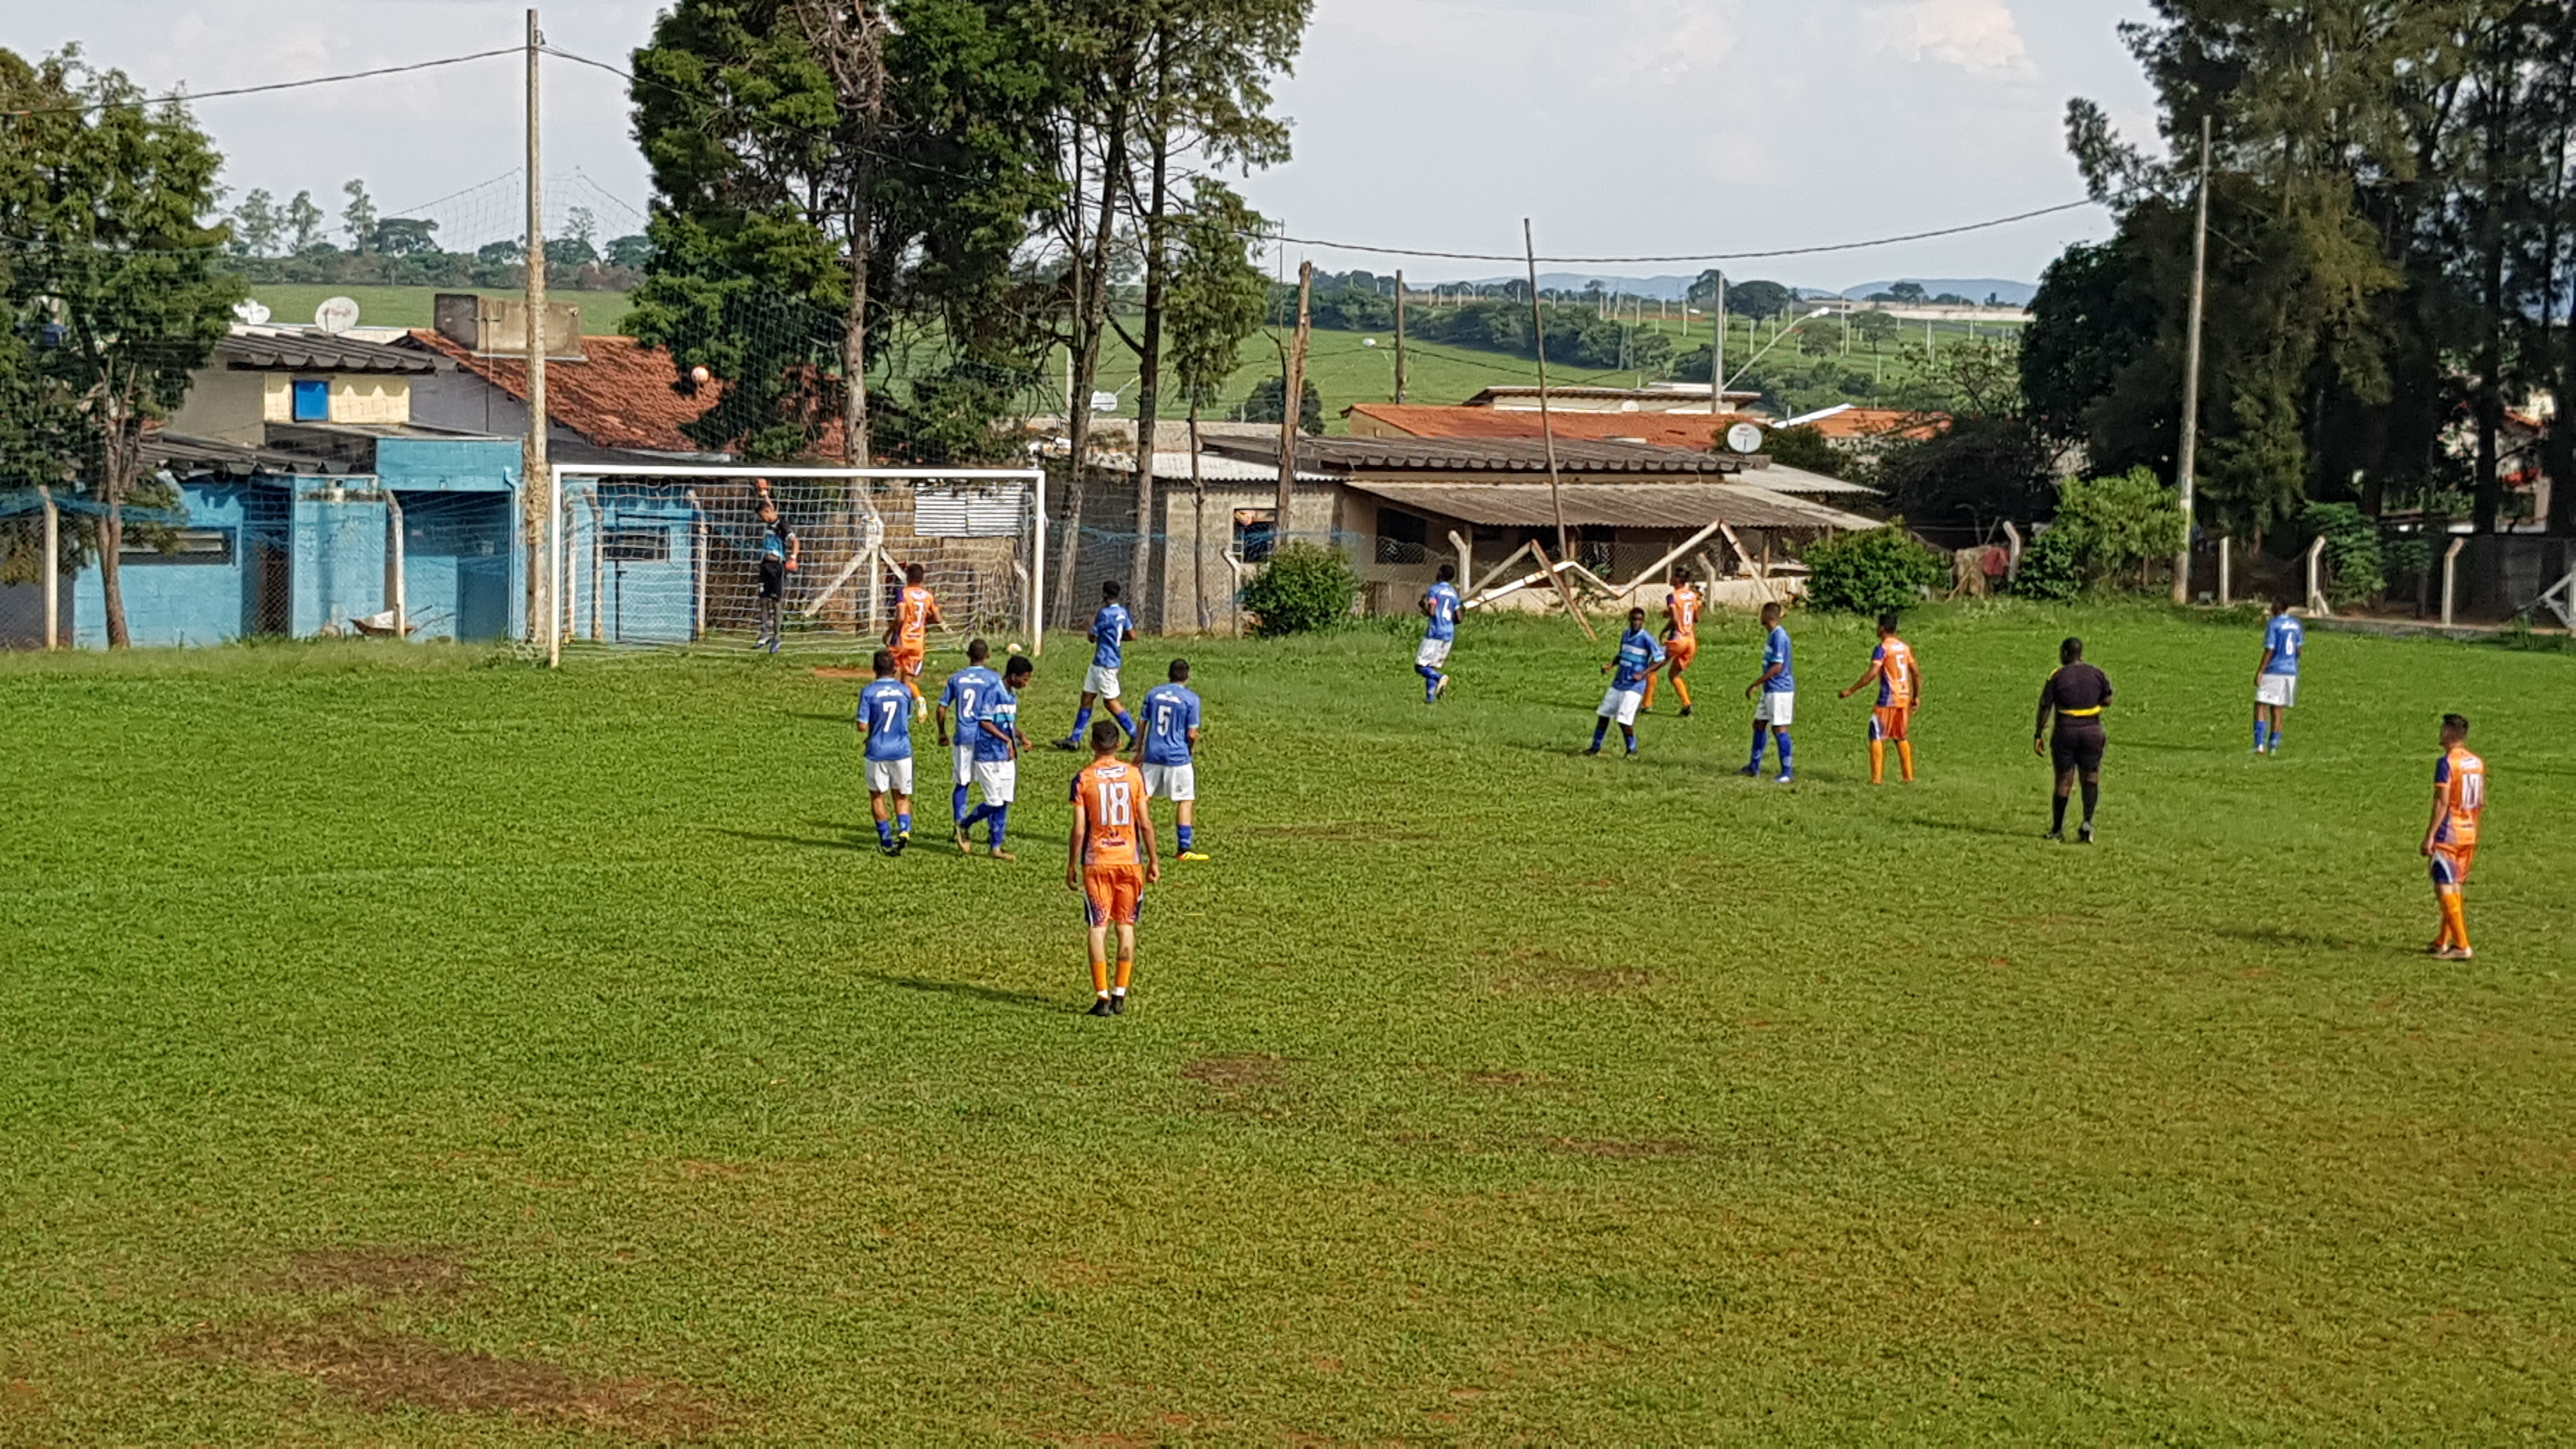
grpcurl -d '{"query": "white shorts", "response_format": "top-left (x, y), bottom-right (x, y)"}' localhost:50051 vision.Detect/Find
top-left (1083, 664), bottom-right (1123, 700)
top-left (866, 756), bottom-right (914, 795)
top-left (2256, 673), bottom-right (2297, 709)
top-left (1756, 691), bottom-right (1795, 726)
top-left (1142, 762), bottom-right (1196, 801)
top-left (1597, 685), bottom-right (1643, 725)
top-left (952, 746), bottom-right (976, 788)
top-left (971, 758), bottom-right (1016, 806)
top-left (1416, 637), bottom-right (1452, 670)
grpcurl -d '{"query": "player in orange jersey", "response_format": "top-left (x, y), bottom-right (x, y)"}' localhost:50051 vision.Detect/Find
top-left (2421, 712), bottom-right (2487, 961)
top-left (1838, 611), bottom-right (1922, 783)
top-left (885, 562), bottom-right (943, 715)
top-left (1068, 719), bottom-right (1161, 1015)
top-left (1641, 567), bottom-right (1701, 716)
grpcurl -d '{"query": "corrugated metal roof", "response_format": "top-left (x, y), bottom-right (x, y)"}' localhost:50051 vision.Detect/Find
top-left (218, 330), bottom-right (436, 374)
top-left (1347, 482), bottom-right (1879, 531)
top-left (1091, 450), bottom-right (1336, 483)
top-left (143, 431), bottom-right (342, 476)
top-left (1738, 463), bottom-right (1883, 496)
top-left (1207, 434), bottom-right (1745, 476)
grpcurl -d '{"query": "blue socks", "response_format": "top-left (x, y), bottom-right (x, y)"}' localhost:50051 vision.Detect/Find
top-left (1417, 663), bottom-right (1441, 701)
top-left (952, 785), bottom-right (969, 823)
top-left (1747, 718), bottom-right (1770, 770)
top-left (1177, 824), bottom-right (1193, 853)
top-left (1111, 708), bottom-right (1136, 741)
top-left (963, 802), bottom-right (1007, 847)
top-left (1625, 733), bottom-right (1637, 756)
top-left (1774, 730), bottom-right (1793, 775)
top-left (1591, 721), bottom-right (1609, 751)
top-left (1069, 706), bottom-right (1092, 743)
top-left (897, 811), bottom-right (911, 836)
top-left (2255, 719), bottom-right (2270, 751)
top-left (875, 818), bottom-right (894, 846)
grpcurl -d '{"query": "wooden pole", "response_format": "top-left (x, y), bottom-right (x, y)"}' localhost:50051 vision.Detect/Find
top-left (1523, 220), bottom-right (1570, 565)
top-left (525, 8), bottom-right (555, 666)
top-left (2441, 536), bottom-right (2466, 625)
top-left (38, 485), bottom-right (57, 649)
top-left (1393, 268), bottom-right (1408, 405)
top-left (1276, 260), bottom-right (1312, 537)
top-left (2173, 112), bottom-right (2212, 605)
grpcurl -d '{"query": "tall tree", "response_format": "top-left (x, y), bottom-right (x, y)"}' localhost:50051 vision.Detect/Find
top-left (0, 50), bottom-right (241, 647)
top-left (1166, 180), bottom-right (1269, 629)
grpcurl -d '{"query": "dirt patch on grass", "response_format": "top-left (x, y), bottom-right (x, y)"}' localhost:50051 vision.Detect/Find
top-left (1468, 1069), bottom-right (1554, 1089)
top-left (1182, 1052), bottom-right (1287, 1091)
top-left (1546, 1136), bottom-right (1696, 1159)
top-left (259, 1248), bottom-right (473, 1300)
top-left (809, 666), bottom-right (871, 679)
top-left (678, 1159), bottom-right (747, 1181)
top-left (176, 1319), bottom-right (719, 1439)
top-left (1492, 967), bottom-right (1654, 996)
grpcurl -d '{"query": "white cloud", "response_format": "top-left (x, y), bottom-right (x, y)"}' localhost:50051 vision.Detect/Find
top-left (1869, 0), bottom-right (2035, 74)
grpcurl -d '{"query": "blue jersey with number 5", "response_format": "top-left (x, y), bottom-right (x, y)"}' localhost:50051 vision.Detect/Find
top-left (1139, 683), bottom-right (1202, 765)
top-left (859, 678), bottom-right (913, 762)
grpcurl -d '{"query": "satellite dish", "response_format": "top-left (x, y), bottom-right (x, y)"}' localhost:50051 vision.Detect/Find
top-left (233, 299), bottom-right (272, 326)
top-left (1726, 422), bottom-right (1766, 454)
top-left (314, 296), bottom-right (361, 334)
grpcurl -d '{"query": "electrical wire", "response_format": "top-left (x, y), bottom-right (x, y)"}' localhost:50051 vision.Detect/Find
top-left (1266, 200), bottom-right (2099, 264)
top-left (3, 49), bottom-right (523, 118)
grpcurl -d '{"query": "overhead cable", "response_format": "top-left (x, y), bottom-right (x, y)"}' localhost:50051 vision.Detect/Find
top-left (1264, 200), bottom-right (2099, 264)
top-left (3, 49), bottom-right (523, 117)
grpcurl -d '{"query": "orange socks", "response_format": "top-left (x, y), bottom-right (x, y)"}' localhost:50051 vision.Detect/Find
top-left (1116, 957), bottom-right (1134, 991)
top-left (2438, 894), bottom-right (2471, 952)
top-left (1868, 740), bottom-right (1886, 784)
top-left (1898, 740), bottom-right (1916, 782)
top-left (1673, 675), bottom-right (1692, 709)
top-left (1089, 958), bottom-right (1109, 994)
top-left (1641, 675), bottom-right (1657, 709)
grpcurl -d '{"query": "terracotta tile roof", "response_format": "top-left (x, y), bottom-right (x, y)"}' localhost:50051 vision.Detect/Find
top-left (1794, 406), bottom-right (1947, 442)
top-left (1347, 404), bottom-right (1746, 451)
top-left (406, 330), bottom-right (724, 454)
top-left (1207, 433), bottom-right (1745, 476)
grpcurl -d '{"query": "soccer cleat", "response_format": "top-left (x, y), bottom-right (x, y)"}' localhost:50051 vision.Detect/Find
top-left (2435, 946), bottom-right (2475, 961)
top-left (1178, 850), bottom-right (1211, 862)
top-left (1433, 675), bottom-right (1451, 701)
top-left (1584, 745), bottom-right (1602, 756)
top-left (2044, 829), bottom-right (2065, 842)
top-left (1052, 737), bottom-right (1081, 752)
top-left (2078, 822), bottom-right (2096, 845)
top-left (1678, 706), bottom-right (1693, 717)
top-left (891, 834), bottom-right (907, 857)
top-left (953, 828), bottom-right (974, 856)
top-left (989, 848), bottom-right (1018, 862)
top-left (1086, 996), bottom-right (1116, 1016)
top-left (1773, 771), bottom-right (1794, 785)
top-left (1737, 764), bottom-right (1760, 778)
top-left (1110, 992), bottom-right (1128, 1015)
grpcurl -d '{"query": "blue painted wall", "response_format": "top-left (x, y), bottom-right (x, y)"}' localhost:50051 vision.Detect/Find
top-left (72, 481), bottom-right (291, 648)
top-left (289, 484), bottom-right (390, 637)
top-left (563, 482), bottom-right (703, 645)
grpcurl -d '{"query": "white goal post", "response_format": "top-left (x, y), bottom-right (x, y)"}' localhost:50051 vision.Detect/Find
top-left (542, 463), bottom-right (1046, 665)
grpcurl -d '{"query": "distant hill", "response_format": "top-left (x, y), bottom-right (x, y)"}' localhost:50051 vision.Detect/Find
top-left (1830, 278), bottom-right (2037, 307)
top-left (1457, 272), bottom-right (2037, 306)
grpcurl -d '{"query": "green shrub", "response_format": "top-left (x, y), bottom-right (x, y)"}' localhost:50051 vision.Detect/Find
top-left (1802, 520), bottom-right (1948, 613)
top-left (2298, 501), bottom-right (2386, 605)
top-left (2013, 525), bottom-right (2082, 601)
top-left (1238, 540), bottom-right (1358, 637)
top-left (2054, 466), bottom-right (2182, 589)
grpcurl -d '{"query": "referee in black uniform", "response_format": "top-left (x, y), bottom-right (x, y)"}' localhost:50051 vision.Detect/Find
top-left (2034, 636), bottom-right (2113, 843)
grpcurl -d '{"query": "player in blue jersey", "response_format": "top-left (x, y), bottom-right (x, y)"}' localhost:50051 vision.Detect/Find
top-left (1416, 564), bottom-right (1462, 702)
top-left (1740, 600), bottom-right (1797, 783)
top-left (855, 649), bottom-right (916, 855)
top-left (935, 638), bottom-right (1006, 831)
top-left (1057, 581), bottom-right (1138, 750)
top-left (1136, 659), bottom-right (1209, 861)
top-left (1588, 606), bottom-right (1667, 756)
top-left (2253, 597), bottom-right (2304, 755)
top-left (958, 653), bottom-right (1034, 859)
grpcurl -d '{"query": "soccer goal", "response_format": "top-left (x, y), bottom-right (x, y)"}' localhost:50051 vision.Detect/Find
top-left (543, 464), bottom-right (1046, 661)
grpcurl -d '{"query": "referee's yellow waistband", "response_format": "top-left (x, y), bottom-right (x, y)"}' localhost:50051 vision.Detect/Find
top-left (2058, 706), bottom-right (2104, 717)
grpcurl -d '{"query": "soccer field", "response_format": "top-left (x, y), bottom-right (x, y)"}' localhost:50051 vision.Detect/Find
top-left (4, 606), bottom-right (2572, 1443)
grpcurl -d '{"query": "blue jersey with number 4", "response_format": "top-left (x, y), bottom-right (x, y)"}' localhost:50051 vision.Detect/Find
top-left (1763, 624), bottom-right (1796, 693)
top-left (859, 678), bottom-right (913, 762)
top-left (974, 685), bottom-right (1020, 763)
top-left (940, 665), bottom-right (1003, 742)
top-left (2264, 614), bottom-right (2303, 676)
top-left (1139, 683), bottom-right (1202, 765)
top-left (1091, 604), bottom-right (1131, 668)
top-left (1425, 581), bottom-right (1460, 643)
top-left (1611, 628), bottom-right (1666, 690)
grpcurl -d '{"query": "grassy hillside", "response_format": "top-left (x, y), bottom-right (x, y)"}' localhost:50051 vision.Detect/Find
top-left (236, 284), bottom-right (636, 334)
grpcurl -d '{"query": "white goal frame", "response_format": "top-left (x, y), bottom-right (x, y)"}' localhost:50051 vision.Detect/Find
top-left (543, 463), bottom-right (1046, 667)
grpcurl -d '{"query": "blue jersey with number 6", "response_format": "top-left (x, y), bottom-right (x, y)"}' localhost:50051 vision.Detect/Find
top-left (859, 678), bottom-right (913, 762)
top-left (1139, 683), bottom-right (1202, 765)
top-left (974, 685), bottom-right (1020, 763)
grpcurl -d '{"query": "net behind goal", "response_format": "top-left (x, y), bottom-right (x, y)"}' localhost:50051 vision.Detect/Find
top-left (551, 466), bottom-right (1044, 655)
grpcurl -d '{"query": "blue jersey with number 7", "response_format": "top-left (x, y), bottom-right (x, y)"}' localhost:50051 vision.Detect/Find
top-left (859, 678), bottom-right (914, 762)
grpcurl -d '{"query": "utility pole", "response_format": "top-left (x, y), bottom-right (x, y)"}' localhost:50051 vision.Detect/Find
top-left (1524, 220), bottom-right (1570, 566)
top-left (1393, 268), bottom-right (1408, 404)
top-left (1275, 260), bottom-right (1312, 535)
top-left (2173, 112), bottom-right (2213, 605)
top-left (1712, 270), bottom-right (1726, 413)
top-left (525, 8), bottom-right (555, 666)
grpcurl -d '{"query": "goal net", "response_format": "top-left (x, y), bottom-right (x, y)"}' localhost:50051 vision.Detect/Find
top-left (549, 466), bottom-right (1045, 656)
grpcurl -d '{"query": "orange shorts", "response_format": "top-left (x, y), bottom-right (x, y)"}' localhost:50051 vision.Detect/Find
top-left (1665, 639), bottom-right (1698, 668)
top-left (1871, 705), bottom-right (1912, 742)
top-left (2430, 845), bottom-right (2476, 892)
top-left (891, 645), bottom-right (925, 678)
top-left (1084, 864), bottom-right (1147, 926)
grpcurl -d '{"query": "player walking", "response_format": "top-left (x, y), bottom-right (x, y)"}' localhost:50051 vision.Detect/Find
top-left (1640, 568), bottom-right (1700, 716)
top-left (856, 649), bottom-right (916, 855)
top-left (1838, 611), bottom-right (1922, 784)
top-left (2422, 713), bottom-right (2485, 960)
top-left (1057, 581), bottom-right (1137, 749)
top-left (2034, 636), bottom-right (2113, 842)
top-left (887, 562), bottom-right (944, 716)
top-left (1137, 659), bottom-right (1208, 861)
top-left (1588, 606), bottom-right (1666, 757)
top-left (753, 498), bottom-right (799, 652)
top-left (1740, 601), bottom-right (1797, 783)
top-left (1416, 564), bottom-right (1461, 703)
top-left (958, 653), bottom-right (1033, 859)
top-left (2253, 597), bottom-right (2304, 755)
top-left (1070, 720), bottom-right (1162, 1015)
top-left (935, 639), bottom-right (1005, 833)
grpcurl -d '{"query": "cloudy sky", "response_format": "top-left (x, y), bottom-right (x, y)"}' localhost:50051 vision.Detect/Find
top-left (0, 0), bottom-right (2163, 289)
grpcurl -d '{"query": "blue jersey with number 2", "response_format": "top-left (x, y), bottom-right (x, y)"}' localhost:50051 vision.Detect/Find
top-left (940, 665), bottom-right (1002, 742)
top-left (859, 678), bottom-right (913, 762)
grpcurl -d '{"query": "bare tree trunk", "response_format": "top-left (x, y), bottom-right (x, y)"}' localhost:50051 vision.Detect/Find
top-left (846, 194), bottom-right (872, 468)
top-left (1128, 52), bottom-right (1171, 631)
top-left (1054, 101), bottom-right (1130, 629)
top-left (1190, 404), bottom-right (1208, 631)
top-left (98, 404), bottom-right (135, 648)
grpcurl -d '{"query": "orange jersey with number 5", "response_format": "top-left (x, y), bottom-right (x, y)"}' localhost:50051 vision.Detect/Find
top-left (2433, 744), bottom-right (2485, 849)
top-left (1074, 758), bottom-right (1145, 866)
top-left (896, 585), bottom-right (935, 650)
top-left (1875, 637), bottom-right (1919, 707)
top-left (1666, 586), bottom-right (1701, 643)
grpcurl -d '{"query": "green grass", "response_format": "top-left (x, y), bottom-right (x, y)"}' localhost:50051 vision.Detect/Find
top-left (236, 284), bottom-right (636, 334)
top-left (4, 606), bottom-right (2572, 1443)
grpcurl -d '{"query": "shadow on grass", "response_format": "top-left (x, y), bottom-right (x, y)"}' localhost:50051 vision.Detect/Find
top-left (710, 826), bottom-right (870, 854)
top-left (1899, 815), bottom-right (2044, 841)
top-left (2209, 923), bottom-right (2373, 951)
top-left (854, 970), bottom-right (1068, 1015)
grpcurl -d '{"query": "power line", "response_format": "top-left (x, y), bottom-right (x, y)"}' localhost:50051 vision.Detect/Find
top-left (1266, 200), bottom-right (2099, 265)
top-left (3, 49), bottom-right (523, 118)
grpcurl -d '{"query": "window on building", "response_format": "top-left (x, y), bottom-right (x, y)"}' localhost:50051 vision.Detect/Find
top-left (602, 526), bottom-right (670, 563)
top-left (291, 379), bottom-right (331, 422)
top-left (121, 528), bottom-right (236, 566)
top-left (1376, 507), bottom-right (1429, 565)
top-left (1232, 508), bottom-right (1277, 564)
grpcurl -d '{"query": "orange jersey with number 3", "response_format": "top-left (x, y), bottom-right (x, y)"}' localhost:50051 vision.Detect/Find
top-left (1075, 758), bottom-right (1146, 866)
top-left (1666, 586), bottom-right (1701, 643)
top-left (896, 585), bottom-right (935, 650)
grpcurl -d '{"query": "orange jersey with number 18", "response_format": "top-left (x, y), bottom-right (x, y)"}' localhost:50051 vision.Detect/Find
top-left (1666, 586), bottom-right (1701, 642)
top-left (896, 585), bottom-right (935, 650)
top-left (1075, 758), bottom-right (1145, 866)
top-left (2434, 744), bottom-right (2485, 849)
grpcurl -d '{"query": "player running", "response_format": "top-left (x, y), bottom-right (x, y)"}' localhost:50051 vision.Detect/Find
top-left (1070, 719), bottom-right (1162, 1016)
top-left (856, 648), bottom-right (916, 855)
top-left (1057, 581), bottom-right (1137, 749)
top-left (2422, 713), bottom-right (2486, 960)
top-left (1837, 611), bottom-right (1922, 784)
top-left (2254, 597), bottom-right (2304, 755)
top-left (1137, 659), bottom-right (1208, 861)
top-left (1588, 606), bottom-right (1666, 757)
top-left (935, 639), bottom-right (1005, 833)
top-left (1640, 567), bottom-right (1701, 716)
top-left (1740, 601), bottom-right (1797, 783)
top-left (1416, 564), bottom-right (1461, 703)
top-left (2034, 636), bottom-right (2113, 843)
top-left (887, 562), bottom-right (944, 716)
top-left (753, 498), bottom-right (799, 653)
top-left (958, 653), bottom-right (1034, 859)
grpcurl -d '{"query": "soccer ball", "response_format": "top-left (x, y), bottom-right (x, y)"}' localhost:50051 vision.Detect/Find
top-left (689, 365), bottom-right (712, 385)
top-left (1006, 642), bottom-right (1023, 655)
